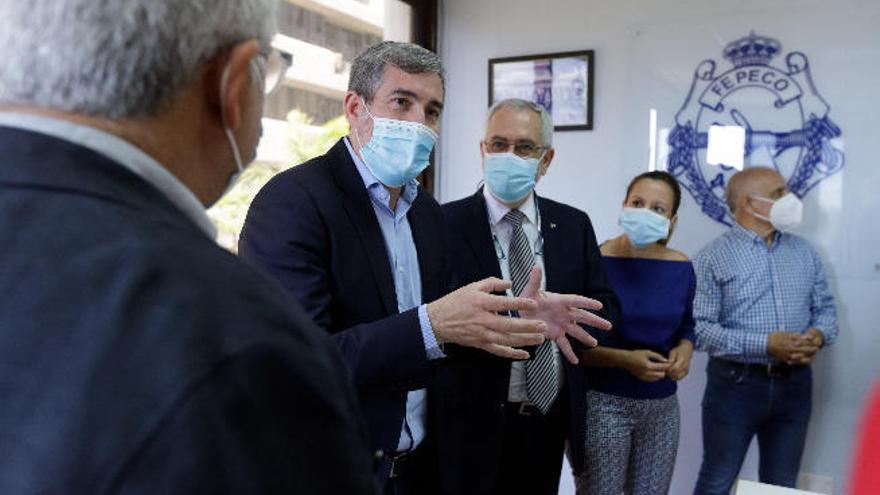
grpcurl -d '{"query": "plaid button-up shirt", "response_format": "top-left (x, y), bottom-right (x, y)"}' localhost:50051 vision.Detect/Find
top-left (693, 223), bottom-right (838, 364)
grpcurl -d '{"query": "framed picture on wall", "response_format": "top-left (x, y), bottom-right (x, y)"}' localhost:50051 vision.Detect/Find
top-left (488, 50), bottom-right (594, 131)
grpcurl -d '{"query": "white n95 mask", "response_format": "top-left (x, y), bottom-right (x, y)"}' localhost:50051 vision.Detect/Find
top-left (750, 193), bottom-right (803, 232)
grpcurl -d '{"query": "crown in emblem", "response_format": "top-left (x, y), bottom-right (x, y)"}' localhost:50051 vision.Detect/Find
top-left (723, 32), bottom-right (781, 67)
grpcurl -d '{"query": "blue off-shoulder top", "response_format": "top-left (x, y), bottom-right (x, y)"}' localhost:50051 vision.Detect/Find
top-left (589, 256), bottom-right (696, 400)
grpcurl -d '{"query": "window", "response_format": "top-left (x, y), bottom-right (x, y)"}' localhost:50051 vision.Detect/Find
top-left (209, 0), bottom-right (430, 251)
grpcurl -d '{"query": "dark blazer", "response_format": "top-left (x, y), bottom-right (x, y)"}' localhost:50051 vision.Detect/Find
top-left (239, 138), bottom-right (451, 484)
top-left (436, 189), bottom-right (621, 494)
top-left (0, 127), bottom-right (376, 494)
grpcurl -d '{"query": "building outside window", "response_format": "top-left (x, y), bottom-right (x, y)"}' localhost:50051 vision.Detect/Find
top-left (209, 0), bottom-right (415, 251)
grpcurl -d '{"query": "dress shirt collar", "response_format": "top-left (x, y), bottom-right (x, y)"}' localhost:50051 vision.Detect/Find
top-left (482, 185), bottom-right (538, 228)
top-left (730, 221), bottom-right (782, 246)
top-left (0, 111), bottom-right (216, 238)
top-left (343, 136), bottom-right (418, 206)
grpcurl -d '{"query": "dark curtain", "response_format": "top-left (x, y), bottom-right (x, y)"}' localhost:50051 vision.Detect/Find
top-left (402, 0), bottom-right (440, 196)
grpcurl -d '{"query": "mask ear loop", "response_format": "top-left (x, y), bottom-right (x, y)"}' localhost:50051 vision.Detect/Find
top-left (220, 61), bottom-right (244, 173)
top-left (744, 196), bottom-right (777, 238)
top-left (535, 150), bottom-right (547, 166)
top-left (533, 149), bottom-right (549, 183)
top-left (746, 195), bottom-right (773, 223)
top-left (353, 97), bottom-right (374, 151)
top-left (662, 214), bottom-right (678, 245)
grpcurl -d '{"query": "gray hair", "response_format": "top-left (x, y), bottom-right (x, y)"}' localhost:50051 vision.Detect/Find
top-left (486, 98), bottom-right (554, 147)
top-left (348, 41), bottom-right (445, 102)
top-left (0, 0), bottom-right (277, 119)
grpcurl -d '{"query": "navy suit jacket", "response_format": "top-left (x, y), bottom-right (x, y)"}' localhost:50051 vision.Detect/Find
top-left (0, 127), bottom-right (376, 494)
top-left (240, 138), bottom-right (451, 484)
top-left (436, 190), bottom-right (621, 494)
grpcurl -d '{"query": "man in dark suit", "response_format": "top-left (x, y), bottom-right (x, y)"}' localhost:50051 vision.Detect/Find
top-left (0, 1), bottom-right (376, 493)
top-left (438, 98), bottom-right (621, 494)
top-left (239, 42), bottom-right (603, 494)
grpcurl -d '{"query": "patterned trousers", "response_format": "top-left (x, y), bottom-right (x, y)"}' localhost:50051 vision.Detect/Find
top-left (575, 390), bottom-right (680, 495)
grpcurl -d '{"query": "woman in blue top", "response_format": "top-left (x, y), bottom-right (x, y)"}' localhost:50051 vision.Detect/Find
top-left (575, 171), bottom-right (695, 495)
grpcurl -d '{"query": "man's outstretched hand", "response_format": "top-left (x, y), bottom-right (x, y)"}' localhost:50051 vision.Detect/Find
top-left (428, 277), bottom-right (547, 360)
top-left (519, 266), bottom-right (612, 365)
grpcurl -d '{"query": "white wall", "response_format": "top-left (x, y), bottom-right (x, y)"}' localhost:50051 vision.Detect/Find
top-left (437, 1), bottom-right (880, 493)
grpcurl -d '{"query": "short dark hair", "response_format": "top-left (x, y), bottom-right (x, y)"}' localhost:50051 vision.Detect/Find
top-left (348, 41), bottom-right (444, 102)
top-left (624, 171), bottom-right (682, 216)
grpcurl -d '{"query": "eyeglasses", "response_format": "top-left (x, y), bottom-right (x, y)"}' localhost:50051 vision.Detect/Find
top-left (251, 49), bottom-right (292, 95)
top-left (484, 138), bottom-right (548, 158)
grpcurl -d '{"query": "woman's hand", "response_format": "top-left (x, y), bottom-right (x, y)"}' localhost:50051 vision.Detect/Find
top-left (666, 339), bottom-right (693, 381)
top-left (624, 350), bottom-right (670, 382)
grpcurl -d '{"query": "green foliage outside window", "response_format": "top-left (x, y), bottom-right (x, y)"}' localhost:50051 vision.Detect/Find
top-left (208, 110), bottom-right (349, 252)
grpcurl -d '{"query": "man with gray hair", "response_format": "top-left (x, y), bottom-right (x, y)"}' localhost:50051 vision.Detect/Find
top-left (0, 1), bottom-right (376, 493)
top-left (240, 45), bottom-right (602, 494)
top-left (437, 98), bottom-right (619, 494)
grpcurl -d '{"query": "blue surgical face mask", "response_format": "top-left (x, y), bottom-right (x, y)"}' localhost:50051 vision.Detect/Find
top-left (355, 100), bottom-right (438, 188)
top-left (618, 207), bottom-right (671, 248)
top-left (483, 152), bottom-right (542, 204)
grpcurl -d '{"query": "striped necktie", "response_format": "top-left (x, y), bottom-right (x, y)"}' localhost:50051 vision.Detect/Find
top-left (504, 209), bottom-right (559, 414)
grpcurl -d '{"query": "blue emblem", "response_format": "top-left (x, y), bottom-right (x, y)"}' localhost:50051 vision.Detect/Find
top-left (667, 32), bottom-right (845, 225)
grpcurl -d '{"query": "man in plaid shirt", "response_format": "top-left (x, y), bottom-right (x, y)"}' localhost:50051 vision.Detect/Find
top-left (692, 167), bottom-right (838, 495)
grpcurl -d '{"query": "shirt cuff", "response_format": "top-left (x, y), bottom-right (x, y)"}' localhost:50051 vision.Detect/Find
top-left (748, 333), bottom-right (769, 358)
top-left (418, 304), bottom-right (445, 360)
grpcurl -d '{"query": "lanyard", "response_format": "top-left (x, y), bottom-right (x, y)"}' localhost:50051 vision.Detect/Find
top-left (486, 197), bottom-right (545, 262)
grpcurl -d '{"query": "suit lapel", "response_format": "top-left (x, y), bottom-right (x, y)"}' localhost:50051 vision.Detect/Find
top-left (408, 195), bottom-right (443, 303)
top-left (462, 190), bottom-right (504, 280)
top-left (537, 195), bottom-right (562, 293)
top-left (328, 139), bottom-right (398, 315)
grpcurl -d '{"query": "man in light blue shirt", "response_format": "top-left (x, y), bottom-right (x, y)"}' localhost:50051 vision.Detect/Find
top-left (693, 167), bottom-right (838, 494)
top-left (241, 41), bottom-right (603, 494)
top-left (343, 136), bottom-right (436, 452)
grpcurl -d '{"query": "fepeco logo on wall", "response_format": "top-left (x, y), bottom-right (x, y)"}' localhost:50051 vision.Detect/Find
top-left (667, 32), bottom-right (845, 226)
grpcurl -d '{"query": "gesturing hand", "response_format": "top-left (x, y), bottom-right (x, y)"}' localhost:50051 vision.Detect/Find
top-left (427, 277), bottom-right (547, 360)
top-left (518, 266), bottom-right (612, 365)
